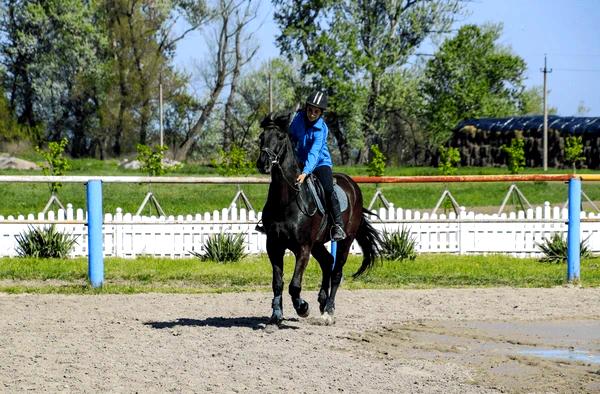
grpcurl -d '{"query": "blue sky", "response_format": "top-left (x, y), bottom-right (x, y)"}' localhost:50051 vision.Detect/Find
top-left (176, 0), bottom-right (600, 116)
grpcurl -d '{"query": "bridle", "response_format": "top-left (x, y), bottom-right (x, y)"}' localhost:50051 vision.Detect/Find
top-left (260, 127), bottom-right (317, 217)
top-left (260, 130), bottom-right (300, 192)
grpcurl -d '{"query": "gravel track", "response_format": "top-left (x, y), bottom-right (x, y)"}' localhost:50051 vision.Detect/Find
top-left (1, 287), bottom-right (599, 393)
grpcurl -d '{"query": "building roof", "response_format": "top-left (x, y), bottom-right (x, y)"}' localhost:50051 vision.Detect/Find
top-left (455, 115), bottom-right (600, 135)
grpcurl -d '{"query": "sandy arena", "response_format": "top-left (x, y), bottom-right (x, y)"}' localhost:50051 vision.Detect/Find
top-left (1, 287), bottom-right (599, 393)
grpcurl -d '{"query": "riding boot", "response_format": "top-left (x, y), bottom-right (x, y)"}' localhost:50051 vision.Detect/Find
top-left (329, 193), bottom-right (346, 241)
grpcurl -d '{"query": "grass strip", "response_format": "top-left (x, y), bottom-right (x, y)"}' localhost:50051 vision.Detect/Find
top-left (0, 254), bottom-right (598, 294)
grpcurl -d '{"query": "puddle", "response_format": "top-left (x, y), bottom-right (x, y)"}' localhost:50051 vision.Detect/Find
top-left (520, 348), bottom-right (600, 364)
top-left (360, 319), bottom-right (600, 393)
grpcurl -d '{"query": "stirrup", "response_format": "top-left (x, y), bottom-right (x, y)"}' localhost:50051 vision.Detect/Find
top-left (255, 221), bottom-right (266, 234)
top-left (331, 224), bottom-right (346, 241)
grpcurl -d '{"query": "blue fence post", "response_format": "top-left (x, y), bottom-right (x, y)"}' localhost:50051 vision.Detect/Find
top-left (86, 179), bottom-right (104, 288)
top-left (567, 177), bottom-right (581, 282)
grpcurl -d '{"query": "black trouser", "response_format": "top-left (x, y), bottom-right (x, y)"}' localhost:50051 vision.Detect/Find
top-left (313, 165), bottom-right (334, 199)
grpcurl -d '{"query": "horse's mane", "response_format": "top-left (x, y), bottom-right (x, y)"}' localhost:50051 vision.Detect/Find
top-left (260, 111), bottom-right (293, 132)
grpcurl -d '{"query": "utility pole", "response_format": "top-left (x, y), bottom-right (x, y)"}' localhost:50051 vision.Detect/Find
top-left (159, 73), bottom-right (164, 147)
top-left (541, 54), bottom-right (552, 171)
top-left (268, 60), bottom-right (273, 113)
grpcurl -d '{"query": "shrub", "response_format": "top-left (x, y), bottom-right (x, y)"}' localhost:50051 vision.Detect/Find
top-left (36, 138), bottom-right (71, 194)
top-left (136, 144), bottom-right (168, 176)
top-left (212, 145), bottom-right (254, 176)
top-left (537, 233), bottom-right (591, 263)
top-left (192, 233), bottom-right (247, 262)
top-left (502, 137), bottom-right (525, 174)
top-left (438, 146), bottom-right (460, 176)
top-left (380, 227), bottom-right (417, 262)
top-left (367, 144), bottom-right (386, 177)
top-left (15, 225), bottom-right (78, 258)
top-left (564, 135), bottom-right (584, 172)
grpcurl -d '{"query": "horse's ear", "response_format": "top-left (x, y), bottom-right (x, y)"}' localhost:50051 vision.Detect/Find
top-left (273, 111), bottom-right (293, 131)
top-left (260, 113), bottom-right (275, 129)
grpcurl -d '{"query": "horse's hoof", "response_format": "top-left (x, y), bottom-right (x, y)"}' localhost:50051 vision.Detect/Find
top-left (269, 311), bottom-right (283, 326)
top-left (320, 313), bottom-right (335, 325)
top-left (296, 301), bottom-right (310, 318)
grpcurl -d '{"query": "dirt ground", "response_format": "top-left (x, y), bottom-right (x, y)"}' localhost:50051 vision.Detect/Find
top-left (1, 287), bottom-right (599, 393)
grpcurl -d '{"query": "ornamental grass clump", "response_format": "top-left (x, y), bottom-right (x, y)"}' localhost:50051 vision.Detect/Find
top-left (192, 233), bottom-right (247, 263)
top-left (15, 225), bottom-right (78, 258)
top-left (380, 227), bottom-right (417, 262)
top-left (536, 233), bottom-right (591, 263)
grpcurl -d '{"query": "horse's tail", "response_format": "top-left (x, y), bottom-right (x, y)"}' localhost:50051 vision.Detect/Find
top-left (352, 208), bottom-right (382, 278)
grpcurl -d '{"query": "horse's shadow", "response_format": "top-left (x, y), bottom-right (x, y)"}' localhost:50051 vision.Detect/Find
top-left (144, 316), bottom-right (300, 330)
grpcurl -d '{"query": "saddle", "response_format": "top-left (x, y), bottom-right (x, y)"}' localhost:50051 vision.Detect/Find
top-left (296, 174), bottom-right (347, 241)
top-left (304, 174), bottom-right (348, 215)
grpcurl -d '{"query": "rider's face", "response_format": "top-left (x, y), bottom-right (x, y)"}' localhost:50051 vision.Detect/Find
top-left (306, 105), bottom-right (322, 122)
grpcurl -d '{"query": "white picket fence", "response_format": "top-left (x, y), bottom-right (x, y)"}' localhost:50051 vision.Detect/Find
top-left (1, 202), bottom-right (600, 258)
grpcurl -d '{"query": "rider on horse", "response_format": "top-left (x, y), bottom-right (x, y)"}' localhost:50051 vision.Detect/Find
top-left (256, 91), bottom-right (347, 241)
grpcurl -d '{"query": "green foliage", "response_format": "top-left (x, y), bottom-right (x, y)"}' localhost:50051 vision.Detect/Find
top-left (1, 0), bottom-right (206, 158)
top-left (537, 233), bottom-right (591, 264)
top-left (15, 225), bottom-right (78, 258)
top-left (212, 145), bottom-right (254, 176)
top-left (564, 136), bottom-right (584, 172)
top-left (437, 146), bottom-right (460, 176)
top-left (136, 144), bottom-right (168, 176)
top-left (36, 138), bottom-right (71, 193)
top-left (380, 228), bottom-right (417, 262)
top-left (192, 233), bottom-right (247, 263)
top-left (0, 91), bottom-right (33, 144)
top-left (273, 0), bottom-right (463, 163)
top-left (421, 24), bottom-right (527, 149)
top-left (502, 137), bottom-right (525, 174)
top-left (367, 144), bottom-right (386, 176)
top-left (520, 86), bottom-right (558, 115)
top-left (2, 0), bottom-right (108, 151)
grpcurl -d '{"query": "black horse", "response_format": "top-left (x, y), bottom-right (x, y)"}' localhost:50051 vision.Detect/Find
top-left (256, 113), bottom-right (381, 325)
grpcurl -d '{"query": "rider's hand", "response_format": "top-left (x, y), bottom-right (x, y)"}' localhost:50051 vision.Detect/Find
top-left (296, 173), bottom-right (307, 184)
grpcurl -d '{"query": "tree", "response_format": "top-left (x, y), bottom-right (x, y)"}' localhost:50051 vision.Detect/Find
top-left (0, 0), bottom-right (105, 150)
top-left (520, 86), bottom-right (557, 115)
top-left (577, 100), bottom-right (590, 116)
top-left (377, 68), bottom-right (427, 165)
top-left (0, 0), bottom-right (209, 158)
top-left (226, 58), bottom-right (302, 157)
top-left (0, 82), bottom-right (35, 146)
top-left (272, 0), bottom-right (465, 163)
top-left (174, 0), bottom-right (259, 161)
top-left (102, 0), bottom-right (209, 156)
top-left (420, 24), bottom-right (527, 158)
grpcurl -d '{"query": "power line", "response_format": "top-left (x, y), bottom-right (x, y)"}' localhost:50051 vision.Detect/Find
top-left (543, 52), bottom-right (600, 57)
top-left (553, 67), bottom-right (600, 72)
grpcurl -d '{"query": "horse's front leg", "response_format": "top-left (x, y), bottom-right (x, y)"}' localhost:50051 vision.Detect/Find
top-left (323, 238), bottom-right (353, 323)
top-left (289, 244), bottom-right (312, 318)
top-left (267, 238), bottom-right (285, 325)
top-left (311, 243), bottom-right (334, 314)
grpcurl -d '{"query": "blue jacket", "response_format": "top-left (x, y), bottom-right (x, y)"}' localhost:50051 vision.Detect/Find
top-left (289, 110), bottom-right (333, 174)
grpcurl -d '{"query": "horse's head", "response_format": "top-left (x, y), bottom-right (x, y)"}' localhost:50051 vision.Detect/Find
top-left (256, 112), bottom-right (294, 174)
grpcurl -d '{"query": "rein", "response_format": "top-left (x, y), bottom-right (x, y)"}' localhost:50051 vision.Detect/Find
top-left (261, 131), bottom-right (317, 217)
top-left (261, 142), bottom-right (300, 193)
